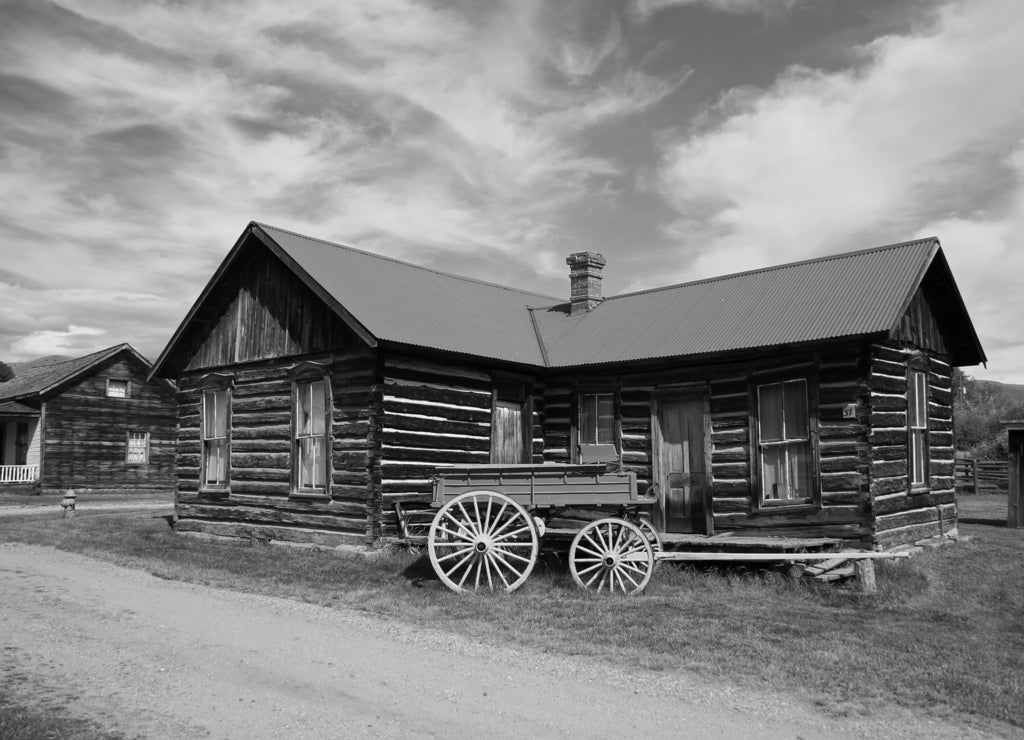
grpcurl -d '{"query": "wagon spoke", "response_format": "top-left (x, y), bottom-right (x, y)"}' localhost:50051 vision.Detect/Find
top-left (582, 532), bottom-right (604, 554)
top-left (618, 567), bottom-right (641, 591)
top-left (487, 553), bottom-right (513, 589)
top-left (446, 549), bottom-right (478, 580)
top-left (492, 547), bottom-right (533, 564)
top-left (574, 543), bottom-right (604, 559)
top-left (492, 525), bottom-right (533, 543)
top-left (434, 545), bottom-right (476, 564)
top-left (488, 550), bottom-right (522, 585)
top-left (435, 524), bottom-right (475, 542)
top-left (484, 501), bottom-right (509, 537)
top-left (575, 561), bottom-right (604, 577)
top-left (457, 554), bottom-right (479, 589)
top-left (456, 502), bottom-right (480, 537)
top-left (488, 510), bottom-right (521, 541)
top-left (481, 549), bottom-right (494, 590)
top-left (606, 524), bottom-right (622, 552)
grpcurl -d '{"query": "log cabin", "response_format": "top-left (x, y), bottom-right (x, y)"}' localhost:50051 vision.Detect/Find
top-left (149, 222), bottom-right (985, 550)
top-left (0, 344), bottom-right (177, 493)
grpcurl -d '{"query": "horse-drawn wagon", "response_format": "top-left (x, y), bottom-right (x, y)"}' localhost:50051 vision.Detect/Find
top-left (417, 463), bottom-right (909, 595)
top-left (426, 463), bottom-right (660, 594)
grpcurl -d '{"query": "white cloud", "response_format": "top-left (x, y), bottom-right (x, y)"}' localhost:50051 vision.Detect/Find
top-left (632, 0), bottom-right (804, 19)
top-left (10, 325), bottom-right (107, 359)
top-left (0, 0), bottom-right (686, 360)
top-left (655, 0), bottom-right (1024, 380)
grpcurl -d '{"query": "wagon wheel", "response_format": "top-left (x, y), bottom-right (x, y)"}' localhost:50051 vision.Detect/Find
top-left (569, 518), bottom-right (654, 595)
top-left (633, 516), bottom-right (663, 572)
top-left (428, 490), bottom-right (539, 593)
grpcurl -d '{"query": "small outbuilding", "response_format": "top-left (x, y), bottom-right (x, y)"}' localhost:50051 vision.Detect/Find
top-left (150, 222), bottom-right (985, 549)
top-left (0, 344), bottom-right (177, 494)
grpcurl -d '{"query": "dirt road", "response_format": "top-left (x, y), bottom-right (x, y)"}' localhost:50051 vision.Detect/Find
top-left (0, 544), bottom-right (1004, 739)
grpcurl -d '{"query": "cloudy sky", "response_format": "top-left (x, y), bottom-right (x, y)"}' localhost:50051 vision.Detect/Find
top-left (0, 0), bottom-right (1021, 380)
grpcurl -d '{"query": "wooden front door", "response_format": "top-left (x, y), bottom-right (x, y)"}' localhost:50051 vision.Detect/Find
top-left (653, 392), bottom-right (711, 534)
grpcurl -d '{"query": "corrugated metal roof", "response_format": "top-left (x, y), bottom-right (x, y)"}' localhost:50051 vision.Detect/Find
top-left (154, 224), bottom-right (985, 377)
top-left (531, 239), bottom-right (946, 367)
top-left (0, 344), bottom-right (138, 401)
top-left (258, 224), bottom-right (554, 366)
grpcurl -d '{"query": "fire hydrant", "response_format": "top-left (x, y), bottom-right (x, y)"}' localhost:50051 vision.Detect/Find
top-left (61, 489), bottom-right (76, 519)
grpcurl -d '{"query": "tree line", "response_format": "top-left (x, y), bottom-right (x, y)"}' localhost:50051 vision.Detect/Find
top-left (953, 370), bottom-right (1023, 460)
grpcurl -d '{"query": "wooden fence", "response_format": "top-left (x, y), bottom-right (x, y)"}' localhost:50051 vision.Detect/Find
top-left (955, 458), bottom-right (1008, 495)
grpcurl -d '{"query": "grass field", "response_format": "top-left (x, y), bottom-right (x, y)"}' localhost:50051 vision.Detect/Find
top-left (2, 495), bottom-right (1022, 731)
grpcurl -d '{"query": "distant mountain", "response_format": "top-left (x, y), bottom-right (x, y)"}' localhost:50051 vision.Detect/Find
top-left (8, 355), bottom-right (74, 375)
top-left (976, 379), bottom-right (1024, 403)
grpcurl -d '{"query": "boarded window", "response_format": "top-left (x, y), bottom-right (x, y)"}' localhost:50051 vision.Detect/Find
top-left (295, 379), bottom-right (329, 493)
top-left (126, 431), bottom-right (149, 464)
top-left (202, 388), bottom-right (229, 489)
top-left (757, 380), bottom-right (812, 503)
top-left (908, 369), bottom-right (929, 488)
top-left (107, 379), bottom-right (129, 398)
top-left (577, 392), bottom-right (617, 462)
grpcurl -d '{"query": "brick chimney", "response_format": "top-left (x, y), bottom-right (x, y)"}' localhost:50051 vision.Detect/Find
top-left (566, 251), bottom-right (606, 315)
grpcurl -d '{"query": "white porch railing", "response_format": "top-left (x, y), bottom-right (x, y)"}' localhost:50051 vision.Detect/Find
top-left (0, 465), bottom-right (39, 483)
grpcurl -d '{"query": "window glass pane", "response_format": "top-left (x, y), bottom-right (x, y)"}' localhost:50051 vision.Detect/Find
top-left (783, 381), bottom-right (808, 439)
top-left (310, 380), bottom-right (326, 435)
top-left (127, 432), bottom-right (148, 464)
top-left (203, 392), bottom-right (214, 438)
top-left (298, 437), bottom-right (326, 489)
top-left (107, 380), bottom-right (127, 398)
top-left (788, 442), bottom-right (812, 499)
top-left (762, 446), bottom-right (785, 500)
top-left (204, 439), bottom-right (226, 485)
top-left (203, 390), bottom-right (228, 438)
top-left (759, 384), bottom-right (783, 442)
top-left (908, 372), bottom-right (919, 426)
top-left (916, 373), bottom-right (928, 423)
top-left (580, 395), bottom-right (597, 445)
top-left (298, 384), bottom-right (312, 436)
top-left (596, 393), bottom-right (614, 445)
top-left (911, 429), bottom-right (927, 484)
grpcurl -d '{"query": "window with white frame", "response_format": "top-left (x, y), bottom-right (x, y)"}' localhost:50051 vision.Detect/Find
top-left (107, 379), bottom-right (129, 398)
top-left (908, 369), bottom-right (929, 488)
top-left (201, 387), bottom-right (230, 490)
top-left (126, 430), bottom-right (149, 464)
top-left (757, 379), bottom-right (813, 504)
top-left (294, 378), bottom-right (329, 494)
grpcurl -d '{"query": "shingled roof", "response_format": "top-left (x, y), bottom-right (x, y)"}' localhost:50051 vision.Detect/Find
top-left (151, 223), bottom-right (985, 376)
top-left (0, 344), bottom-right (151, 402)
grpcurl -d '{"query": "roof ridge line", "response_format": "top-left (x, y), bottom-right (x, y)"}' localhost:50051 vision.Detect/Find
top-left (601, 237), bottom-right (940, 302)
top-left (24, 343), bottom-right (124, 369)
top-left (256, 222), bottom-right (561, 302)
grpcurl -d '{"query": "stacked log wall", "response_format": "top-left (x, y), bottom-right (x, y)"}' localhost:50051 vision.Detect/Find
top-left (710, 348), bottom-right (872, 542)
top-left (869, 343), bottom-right (956, 548)
top-left (40, 356), bottom-right (177, 494)
top-left (378, 354), bottom-right (523, 538)
top-left (541, 345), bottom-right (873, 542)
top-left (175, 349), bottom-right (380, 548)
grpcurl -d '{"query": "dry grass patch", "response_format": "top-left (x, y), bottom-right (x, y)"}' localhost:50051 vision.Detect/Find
top-left (2, 509), bottom-right (1022, 729)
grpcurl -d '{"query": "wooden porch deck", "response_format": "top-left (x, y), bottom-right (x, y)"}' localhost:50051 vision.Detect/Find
top-left (545, 528), bottom-right (847, 552)
top-left (659, 532), bottom-right (846, 552)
